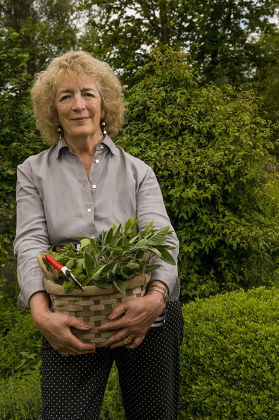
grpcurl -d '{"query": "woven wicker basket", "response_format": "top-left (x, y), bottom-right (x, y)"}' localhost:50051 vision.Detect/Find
top-left (37, 255), bottom-right (150, 347)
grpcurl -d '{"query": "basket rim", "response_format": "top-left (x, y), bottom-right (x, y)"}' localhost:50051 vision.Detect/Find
top-left (38, 255), bottom-right (150, 296)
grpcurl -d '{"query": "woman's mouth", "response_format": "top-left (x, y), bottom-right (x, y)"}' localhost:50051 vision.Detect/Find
top-left (72, 117), bottom-right (89, 122)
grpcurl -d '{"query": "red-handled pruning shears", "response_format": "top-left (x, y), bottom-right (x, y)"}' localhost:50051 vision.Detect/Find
top-left (45, 253), bottom-right (84, 291)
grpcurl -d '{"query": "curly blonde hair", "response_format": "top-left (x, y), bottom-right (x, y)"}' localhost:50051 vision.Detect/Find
top-left (31, 51), bottom-right (125, 144)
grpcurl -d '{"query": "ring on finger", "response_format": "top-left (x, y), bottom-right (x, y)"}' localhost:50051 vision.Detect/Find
top-left (123, 336), bottom-right (134, 345)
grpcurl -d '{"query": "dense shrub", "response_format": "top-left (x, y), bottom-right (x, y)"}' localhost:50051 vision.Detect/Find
top-left (0, 373), bottom-right (41, 420)
top-left (180, 286), bottom-right (279, 419)
top-left (119, 47), bottom-right (279, 301)
top-left (0, 304), bottom-right (42, 378)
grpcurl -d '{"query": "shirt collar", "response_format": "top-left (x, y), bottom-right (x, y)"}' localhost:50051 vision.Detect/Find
top-left (55, 134), bottom-right (118, 159)
top-left (55, 137), bottom-right (69, 159)
top-left (102, 134), bottom-right (118, 156)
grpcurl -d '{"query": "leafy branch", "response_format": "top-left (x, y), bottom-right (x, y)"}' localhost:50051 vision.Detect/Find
top-left (46, 215), bottom-right (175, 294)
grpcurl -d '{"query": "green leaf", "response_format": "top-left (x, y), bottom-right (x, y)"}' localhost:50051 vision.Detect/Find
top-left (129, 233), bottom-right (141, 244)
top-left (135, 238), bottom-right (148, 247)
top-left (80, 238), bottom-right (91, 249)
top-left (158, 249), bottom-right (176, 265)
top-left (95, 280), bottom-right (109, 288)
top-left (112, 262), bottom-right (118, 275)
top-left (148, 226), bottom-right (171, 246)
top-left (145, 246), bottom-right (162, 258)
top-left (84, 251), bottom-right (93, 276)
top-left (89, 239), bottom-right (101, 259)
top-left (145, 264), bottom-right (160, 272)
top-left (124, 214), bottom-right (138, 235)
top-left (103, 227), bottom-right (114, 246)
top-left (91, 264), bottom-right (107, 281)
top-left (126, 262), bottom-right (140, 270)
top-left (65, 258), bottom-right (75, 270)
top-left (113, 278), bottom-right (126, 294)
top-left (107, 246), bottom-right (124, 253)
top-left (113, 223), bottom-right (122, 236)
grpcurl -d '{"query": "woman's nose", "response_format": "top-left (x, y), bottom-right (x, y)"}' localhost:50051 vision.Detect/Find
top-left (72, 94), bottom-right (85, 110)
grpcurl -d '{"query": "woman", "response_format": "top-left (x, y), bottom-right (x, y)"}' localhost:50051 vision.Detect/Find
top-left (14, 51), bottom-right (183, 420)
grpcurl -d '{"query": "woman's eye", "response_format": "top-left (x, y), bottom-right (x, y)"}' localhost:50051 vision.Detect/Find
top-left (60, 95), bottom-right (70, 101)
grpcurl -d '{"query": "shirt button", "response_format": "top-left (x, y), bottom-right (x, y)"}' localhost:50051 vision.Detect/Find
top-left (92, 184), bottom-right (96, 189)
top-left (100, 144), bottom-right (104, 149)
top-left (87, 208), bottom-right (92, 213)
top-left (95, 159), bottom-right (100, 164)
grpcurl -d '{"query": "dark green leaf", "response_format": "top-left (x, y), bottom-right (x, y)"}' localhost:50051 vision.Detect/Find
top-left (113, 278), bottom-right (126, 294)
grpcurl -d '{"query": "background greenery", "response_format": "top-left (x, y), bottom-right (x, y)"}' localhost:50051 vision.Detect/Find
top-left (1, 0), bottom-right (279, 418)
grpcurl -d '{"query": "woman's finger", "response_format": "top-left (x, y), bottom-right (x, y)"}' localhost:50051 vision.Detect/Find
top-left (107, 301), bottom-right (128, 321)
top-left (126, 335), bottom-right (145, 350)
top-left (103, 327), bottom-right (131, 347)
top-left (100, 294), bottom-right (165, 334)
top-left (38, 312), bottom-right (96, 355)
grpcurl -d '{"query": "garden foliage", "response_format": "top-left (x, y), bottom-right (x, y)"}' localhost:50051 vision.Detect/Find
top-left (0, 303), bottom-right (41, 379)
top-left (0, 373), bottom-right (42, 420)
top-left (119, 47), bottom-right (279, 300)
top-left (47, 216), bottom-right (174, 292)
top-left (180, 286), bottom-right (279, 419)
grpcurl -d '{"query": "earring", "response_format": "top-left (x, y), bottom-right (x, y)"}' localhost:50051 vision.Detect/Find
top-left (58, 125), bottom-right (63, 140)
top-left (101, 118), bottom-right (107, 136)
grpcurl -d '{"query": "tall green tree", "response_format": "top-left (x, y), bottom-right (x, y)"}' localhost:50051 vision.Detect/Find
top-left (80, 0), bottom-right (279, 86)
top-left (253, 27), bottom-right (279, 122)
top-left (0, 28), bottom-right (43, 244)
top-left (0, 0), bottom-right (37, 30)
top-left (0, 0), bottom-right (78, 75)
top-left (0, 0), bottom-right (81, 249)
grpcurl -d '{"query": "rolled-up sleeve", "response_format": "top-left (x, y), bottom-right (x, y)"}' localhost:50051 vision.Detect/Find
top-left (14, 162), bottom-right (51, 308)
top-left (136, 167), bottom-right (179, 298)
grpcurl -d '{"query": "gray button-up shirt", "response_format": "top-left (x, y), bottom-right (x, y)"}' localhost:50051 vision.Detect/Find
top-left (14, 135), bottom-right (180, 308)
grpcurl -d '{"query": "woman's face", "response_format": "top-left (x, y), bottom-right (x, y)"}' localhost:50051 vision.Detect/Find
top-left (55, 72), bottom-right (103, 143)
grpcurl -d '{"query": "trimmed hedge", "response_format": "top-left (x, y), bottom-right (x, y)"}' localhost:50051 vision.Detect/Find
top-left (3, 287), bottom-right (279, 418)
top-left (180, 286), bottom-right (279, 419)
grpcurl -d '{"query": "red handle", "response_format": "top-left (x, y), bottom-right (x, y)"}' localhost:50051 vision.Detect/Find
top-left (45, 253), bottom-right (63, 271)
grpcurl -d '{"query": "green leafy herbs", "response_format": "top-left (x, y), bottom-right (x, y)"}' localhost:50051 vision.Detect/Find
top-left (45, 215), bottom-right (175, 293)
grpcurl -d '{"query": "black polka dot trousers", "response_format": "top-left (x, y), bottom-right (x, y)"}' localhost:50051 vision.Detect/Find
top-left (41, 300), bottom-right (184, 420)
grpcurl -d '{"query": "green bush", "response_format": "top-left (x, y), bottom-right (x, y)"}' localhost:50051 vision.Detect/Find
top-left (6, 287), bottom-right (279, 418)
top-left (0, 304), bottom-right (42, 378)
top-left (119, 47), bottom-right (279, 301)
top-left (0, 373), bottom-right (41, 420)
top-left (180, 286), bottom-right (279, 419)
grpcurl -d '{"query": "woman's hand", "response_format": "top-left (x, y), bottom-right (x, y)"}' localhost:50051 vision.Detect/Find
top-left (30, 292), bottom-right (96, 356)
top-left (99, 290), bottom-right (166, 350)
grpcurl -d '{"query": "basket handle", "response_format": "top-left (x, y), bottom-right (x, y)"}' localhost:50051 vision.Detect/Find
top-left (37, 255), bottom-right (53, 280)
